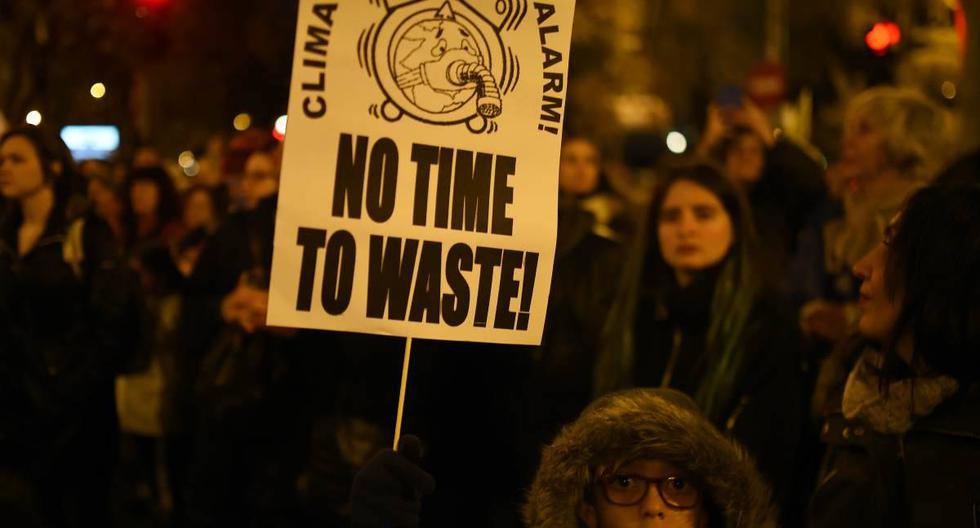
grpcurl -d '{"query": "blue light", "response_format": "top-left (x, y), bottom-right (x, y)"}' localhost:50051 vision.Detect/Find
top-left (60, 125), bottom-right (120, 160)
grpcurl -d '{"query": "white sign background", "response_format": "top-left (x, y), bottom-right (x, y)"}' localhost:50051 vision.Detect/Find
top-left (268, 0), bottom-right (575, 345)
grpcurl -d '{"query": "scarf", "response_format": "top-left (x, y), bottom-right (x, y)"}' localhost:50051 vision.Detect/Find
top-left (842, 351), bottom-right (959, 434)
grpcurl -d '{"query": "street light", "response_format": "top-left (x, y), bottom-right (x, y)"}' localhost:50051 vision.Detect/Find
top-left (866, 21), bottom-right (901, 56)
top-left (25, 110), bottom-right (42, 126)
top-left (90, 83), bottom-right (107, 99)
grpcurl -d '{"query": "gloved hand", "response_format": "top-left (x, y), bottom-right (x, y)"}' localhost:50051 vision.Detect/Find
top-left (351, 435), bottom-right (435, 528)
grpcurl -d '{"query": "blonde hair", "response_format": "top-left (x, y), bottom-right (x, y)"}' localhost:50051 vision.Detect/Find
top-left (844, 87), bottom-right (954, 182)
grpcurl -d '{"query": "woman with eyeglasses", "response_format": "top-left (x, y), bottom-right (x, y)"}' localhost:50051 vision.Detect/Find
top-left (524, 387), bottom-right (778, 528)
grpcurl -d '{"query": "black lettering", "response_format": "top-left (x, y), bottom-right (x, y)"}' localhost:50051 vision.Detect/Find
top-left (366, 236), bottom-right (419, 320)
top-left (442, 243), bottom-right (473, 327)
top-left (491, 156), bottom-right (516, 235)
top-left (366, 137), bottom-right (398, 222)
top-left (408, 241), bottom-right (442, 323)
top-left (295, 227), bottom-right (327, 311)
top-left (539, 27), bottom-right (559, 46)
top-left (304, 96), bottom-right (327, 118)
top-left (534, 3), bottom-right (556, 24)
top-left (543, 71), bottom-right (564, 93)
top-left (321, 230), bottom-right (355, 315)
top-left (435, 147), bottom-right (453, 229)
top-left (333, 134), bottom-right (368, 218)
top-left (305, 25), bottom-right (332, 56)
top-left (540, 95), bottom-right (563, 123)
top-left (302, 72), bottom-right (326, 92)
top-left (516, 252), bottom-right (539, 330)
top-left (313, 3), bottom-right (338, 26)
top-left (451, 150), bottom-right (493, 232)
top-left (411, 144), bottom-right (439, 226)
top-left (473, 247), bottom-right (503, 327)
top-left (494, 250), bottom-right (524, 329)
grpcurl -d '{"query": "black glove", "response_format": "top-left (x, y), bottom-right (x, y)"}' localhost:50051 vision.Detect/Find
top-left (351, 435), bottom-right (435, 528)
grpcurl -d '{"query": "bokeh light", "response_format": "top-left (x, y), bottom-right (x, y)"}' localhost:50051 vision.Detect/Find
top-left (90, 82), bottom-right (107, 99)
top-left (666, 131), bottom-right (688, 154)
top-left (25, 110), bottom-right (42, 126)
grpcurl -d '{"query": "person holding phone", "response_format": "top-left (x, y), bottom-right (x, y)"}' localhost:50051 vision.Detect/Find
top-left (698, 90), bottom-right (827, 294)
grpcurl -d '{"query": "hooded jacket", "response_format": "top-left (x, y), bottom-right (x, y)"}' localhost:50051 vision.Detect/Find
top-left (524, 388), bottom-right (778, 528)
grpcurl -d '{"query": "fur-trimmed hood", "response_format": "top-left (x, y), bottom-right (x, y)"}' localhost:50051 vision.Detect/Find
top-left (524, 388), bottom-right (778, 528)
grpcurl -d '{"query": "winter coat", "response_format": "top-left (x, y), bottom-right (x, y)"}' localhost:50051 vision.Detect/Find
top-left (0, 200), bottom-right (137, 476)
top-left (530, 202), bottom-right (623, 439)
top-left (524, 387), bottom-right (779, 528)
top-left (629, 272), bottom-right (805, 508)
top-left (748, 139), bottom-right (827, 291)
top-left (809, 342), bottom-right (980, 528)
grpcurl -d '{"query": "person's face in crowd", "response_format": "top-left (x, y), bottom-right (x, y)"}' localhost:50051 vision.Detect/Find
top-left (133, 147), bottom-right (162, 169)
top-left (842, 114), bottom-right (889, 181)
top-left (852, 217), bottom-right (903, 344)
top-left (130, 179), bottom-right (161, 217)
top-left (657, 180), bottom-right (734, 285)
top-left (581, 459), bottom-right (704, 528)
top-left (0, 135), bottom-right (53, 201)
top-left (724, 132), bottom-right (765, 185)
top-left (559, 138), bottom-right (601, 196)
top-left (88, 179), bottom-right (122, 221)
top-left (183, 189), bottom-right (215, 230)
top-left (241, 151), bottom-right (279, 210)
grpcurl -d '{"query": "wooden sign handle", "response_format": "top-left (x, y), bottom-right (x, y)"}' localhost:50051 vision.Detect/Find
top-left (393, 336), bottom-right (413, 450)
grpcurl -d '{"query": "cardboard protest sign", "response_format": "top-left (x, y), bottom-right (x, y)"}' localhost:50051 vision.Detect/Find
top-left (268, 0), bottom-right (575, 345)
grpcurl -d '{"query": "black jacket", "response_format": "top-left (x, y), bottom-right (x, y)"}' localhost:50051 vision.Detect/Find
top-left (810, 350), bottom-right (980, 528)
top-left (0, 202), bottom-right (137, 476)
top-left (631, 275), bottom-right (805, 510)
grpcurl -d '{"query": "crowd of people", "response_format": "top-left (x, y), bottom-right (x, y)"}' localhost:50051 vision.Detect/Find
top-left (0, 84), bottom-right (977, 528)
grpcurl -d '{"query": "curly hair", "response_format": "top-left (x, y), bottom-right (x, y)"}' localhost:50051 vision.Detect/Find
top-left (844, 87), bottom-right (954, 183)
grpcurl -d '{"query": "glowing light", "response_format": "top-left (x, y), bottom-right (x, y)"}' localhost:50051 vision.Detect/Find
top-left (866, 22), bottom-right (901, 55)
top-left (178, 150), bottom-right (196, 169)
top-left (90, 82), bottom-right (107, 99)
top-left (25, 110), bottom-right (42, 126)
top-left (941, 81), bottom-right (957, 100)
top-left (183, 162), bottom-right (200, 177)
top-left (666, 131), bottom-right (688, 154)
top-left (233, 113), bottom-right (252, 131)
top-left (273, 114), bottom-right (288, 141)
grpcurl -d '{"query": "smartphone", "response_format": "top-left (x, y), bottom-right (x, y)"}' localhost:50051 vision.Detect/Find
top-left (716, 85), bottom-right (744, 109)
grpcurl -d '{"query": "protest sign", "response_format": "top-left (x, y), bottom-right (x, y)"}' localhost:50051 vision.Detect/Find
top-left (268, 0), bottom-right (575, 347)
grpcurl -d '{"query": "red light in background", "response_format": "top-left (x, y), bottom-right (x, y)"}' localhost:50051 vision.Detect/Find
top-left (866, 21), bottom-right (901, 55)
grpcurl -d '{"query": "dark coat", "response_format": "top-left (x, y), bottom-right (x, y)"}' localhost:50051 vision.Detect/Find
top-left (530, 203), bottom-right (623, 438)
top-left (0, 203), bottom-right (136, 475)
top-left (809, 345), bottom-right (980, 528)
top-left (631, 277), bottom-right (805, 510)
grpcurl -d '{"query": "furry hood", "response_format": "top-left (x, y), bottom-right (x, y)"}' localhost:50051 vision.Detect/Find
top-left (523, 388), bottom-right (778, 528)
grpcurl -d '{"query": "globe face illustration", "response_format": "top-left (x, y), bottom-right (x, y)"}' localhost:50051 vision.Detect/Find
top-left (392, 18), bottom-right (482, 114)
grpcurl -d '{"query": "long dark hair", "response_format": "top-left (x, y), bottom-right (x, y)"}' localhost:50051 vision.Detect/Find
top-left (0, 126), bottom-right (83, 220)
top-left (879, 182), bottom-right (980, 386)
top-left (122, 166), bottom-right (180, 245)
top-left (643, 161), bottom-right (761, 420)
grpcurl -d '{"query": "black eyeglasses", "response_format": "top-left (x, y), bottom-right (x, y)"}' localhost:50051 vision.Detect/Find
top-left (597, 472), bottom-right (701, 509)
